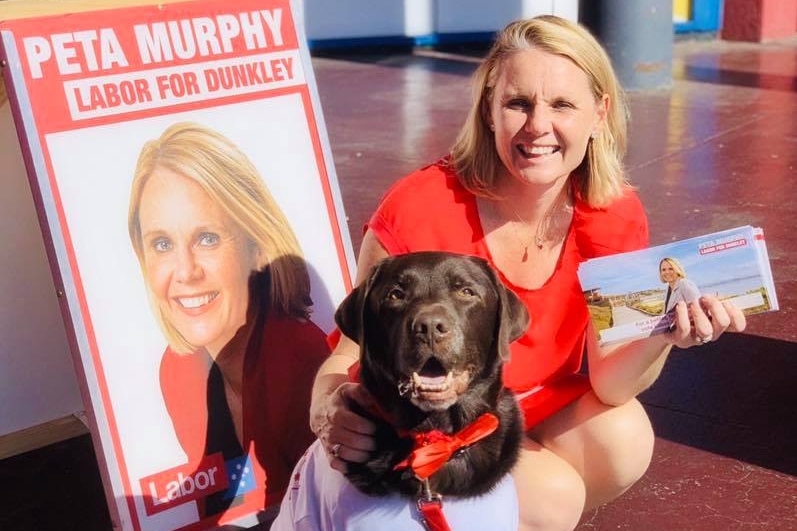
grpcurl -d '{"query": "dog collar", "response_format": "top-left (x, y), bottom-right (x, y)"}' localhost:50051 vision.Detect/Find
top-left (393, 412), bottom-right (499, 531)
top-left (393, 412), bottom-right (499, 480)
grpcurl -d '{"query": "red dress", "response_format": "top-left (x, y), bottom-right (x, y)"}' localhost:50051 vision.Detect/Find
top-left (368, 160), bottom-right (648, 427)
top-left (159, 309), bottom-right (329, 527)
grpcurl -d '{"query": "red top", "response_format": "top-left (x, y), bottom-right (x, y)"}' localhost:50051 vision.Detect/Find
top-left (368, 160), bottom-right (648, 395)
top-left (160, 312), bottom-right (329, 524)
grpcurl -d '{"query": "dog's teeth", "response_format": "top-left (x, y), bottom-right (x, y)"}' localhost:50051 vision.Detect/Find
top-left (409, 370), bottom-right (457, 393)
top-left (397, 380), bottom-right (413, 397)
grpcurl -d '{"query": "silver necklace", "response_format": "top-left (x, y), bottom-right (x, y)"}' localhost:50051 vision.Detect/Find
top-left (506, 203), bottom-right (545, 262)
top-left (504, 188), bottom-right (571, 262)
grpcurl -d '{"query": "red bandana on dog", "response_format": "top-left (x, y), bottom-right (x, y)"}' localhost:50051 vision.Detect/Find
top-left (393, 413), bottom-right (499, 480)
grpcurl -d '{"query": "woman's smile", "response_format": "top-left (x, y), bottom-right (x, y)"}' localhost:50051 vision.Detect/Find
top-left (516, 143), bottom-right (561, 158)
top-left (174, 291), bottom-right (220, 311)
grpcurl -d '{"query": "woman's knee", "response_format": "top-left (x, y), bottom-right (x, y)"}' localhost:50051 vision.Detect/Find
top-left (577, 396), bottom-right (654, 508)
top-left (533, 393), bottom-right (655, 509)
top-left (514, 443), bottom-right (586, 531)
top-left (601, 398), bottom-right (655, 487)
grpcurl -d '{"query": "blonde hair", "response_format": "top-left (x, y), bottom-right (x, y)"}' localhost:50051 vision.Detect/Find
top-left (659, 257), bottom-right (687, 282)
top-left (450, 15), bottom-right (629, 206)
top-left (128, 122), bottom-right (311, 353)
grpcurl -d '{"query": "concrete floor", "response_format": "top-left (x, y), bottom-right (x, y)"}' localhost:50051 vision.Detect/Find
top-left (2, 35), bottom-right (796, 531)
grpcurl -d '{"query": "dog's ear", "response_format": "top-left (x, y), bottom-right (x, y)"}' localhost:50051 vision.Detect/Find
top-left (334, 260), bottom-right (384, 345)
top-left (335, 284), bottom-right (367, 345)
top-left (490, 269), bottom-right (530, 362)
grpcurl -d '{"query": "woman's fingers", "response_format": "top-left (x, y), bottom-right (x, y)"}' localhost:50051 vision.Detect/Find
top-left (722, 299), bottom-right (747, 333)
top-left (668, 296), bottom-right (746, 349)
top-left (346, 381), bottom-right (377, 411)
top-left (668, 301), bottom-right (693, 345)
top-left (702, 296), bottom-right (731, 331)
top-left (322, 383), bottom-right (377, 466)
top-left (690, 300), bottom-right (714, 342)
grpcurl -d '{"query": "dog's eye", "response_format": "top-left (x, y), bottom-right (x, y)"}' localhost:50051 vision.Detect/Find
top-left (386, 288), bottom-right (405, 301)
top-left (459, 287), bottom-right (476, 297)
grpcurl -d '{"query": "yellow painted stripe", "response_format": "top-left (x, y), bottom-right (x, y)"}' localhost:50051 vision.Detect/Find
top-left (674, 0), bottom-right (691, 21)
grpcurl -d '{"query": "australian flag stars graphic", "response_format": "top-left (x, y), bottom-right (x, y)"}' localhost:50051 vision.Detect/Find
top-left (223, 454), bottom-right (257, 500)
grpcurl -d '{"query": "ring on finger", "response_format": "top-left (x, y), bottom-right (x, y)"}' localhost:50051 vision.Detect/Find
top-left (696, 334), bottom-right (713, 344)
top-left (330, 443), bottom-right (342, 458)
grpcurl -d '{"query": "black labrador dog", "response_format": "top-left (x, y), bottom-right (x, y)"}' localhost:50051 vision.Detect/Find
top-left (336, 251), bottom-right (529, 498)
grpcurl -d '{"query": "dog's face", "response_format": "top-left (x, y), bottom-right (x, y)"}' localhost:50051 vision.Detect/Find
top-left (336, 252), bottom-right (529, 414)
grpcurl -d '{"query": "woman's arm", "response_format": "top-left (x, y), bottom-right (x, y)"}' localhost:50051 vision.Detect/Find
top-left (588, 296), bottom-right (746, 406)
top-left (308, 230), bottom-right (390, 470)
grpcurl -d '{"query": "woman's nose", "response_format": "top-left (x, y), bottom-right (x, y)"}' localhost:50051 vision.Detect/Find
top-left (525, 107), bottom-right (551, 134)
top-left (174, 246), bottom-right (202, 282)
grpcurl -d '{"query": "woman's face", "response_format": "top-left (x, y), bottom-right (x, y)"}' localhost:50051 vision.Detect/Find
top-left (660, 260), bottom-right (678, 283)
top-left (487, 48), bottom-right (607, 190)
top-left (137, 167), bottom-right (256, 355)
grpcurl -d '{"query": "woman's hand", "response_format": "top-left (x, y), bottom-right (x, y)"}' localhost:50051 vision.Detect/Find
top-left (667, 296), bottom-right (746, 349)
top-left (311, 382), bottom-right (377, 473)
top-left (589, 296), bottom-right (746, 405)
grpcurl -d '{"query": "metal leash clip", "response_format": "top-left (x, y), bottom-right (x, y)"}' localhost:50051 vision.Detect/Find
top-left (416, 478), bottom-right (446, 531)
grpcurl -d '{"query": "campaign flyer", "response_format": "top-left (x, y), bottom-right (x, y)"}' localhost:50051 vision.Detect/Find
top-left (0, 1), bottom-right (354, 529)
top-left (578, 226), bottom-right (778, 346)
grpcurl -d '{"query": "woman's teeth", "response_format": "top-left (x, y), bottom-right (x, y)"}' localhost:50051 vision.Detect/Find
top-left (177, 292), bottom-right (218, 309)
top-left (519, 145), bottom-right (557, 156)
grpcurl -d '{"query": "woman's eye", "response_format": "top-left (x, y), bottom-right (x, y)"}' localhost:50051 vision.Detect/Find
top-left (507, 99), bottom-right (529, 110)
top-left (553, 100), bottom-right (574, 110)
top-left (196, 232), bottom-right (221, 247)
top-left (152, 237), bottom-right (172, 252)
top-left (386, 288), bottom-right (405, 301)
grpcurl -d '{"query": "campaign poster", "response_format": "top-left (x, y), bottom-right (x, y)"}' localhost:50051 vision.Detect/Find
top-left (0, 1), bottom-right (354, 529)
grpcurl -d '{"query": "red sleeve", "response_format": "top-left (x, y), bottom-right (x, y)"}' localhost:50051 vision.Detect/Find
top-left (573, 188), bottom-right (649, 259)
top-left (367, 160), bottom-right (479, 256)
top-left (366, 164), bottom-right (440, 255)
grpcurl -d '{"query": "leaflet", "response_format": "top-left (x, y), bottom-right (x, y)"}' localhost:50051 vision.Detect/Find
top-left (577, 226), bottom-right (778, 345)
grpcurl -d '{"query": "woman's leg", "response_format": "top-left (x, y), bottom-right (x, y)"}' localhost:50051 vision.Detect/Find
top-left (529, 391), bottom-right (655, 511)
top-left (512, 438), bottom-right (586, 531)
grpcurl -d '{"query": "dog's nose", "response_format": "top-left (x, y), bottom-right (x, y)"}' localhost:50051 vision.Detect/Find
top-left (412, 307), bottom-right (452, 342)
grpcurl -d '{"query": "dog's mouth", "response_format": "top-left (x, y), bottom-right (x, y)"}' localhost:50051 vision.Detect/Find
top-left (398, 357), bottom-right (470, 411)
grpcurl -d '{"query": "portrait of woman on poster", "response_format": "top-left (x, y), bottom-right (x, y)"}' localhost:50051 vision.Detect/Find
top-left (128, 122), bottom-right (329, 521)
top-left (660, 257), bottom-right (701, 314)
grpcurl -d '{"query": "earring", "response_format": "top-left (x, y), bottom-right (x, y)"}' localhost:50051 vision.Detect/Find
top-left (590, 131), bottom-right (597, 139)
top-left (489, 123), bottom-right (495, 131)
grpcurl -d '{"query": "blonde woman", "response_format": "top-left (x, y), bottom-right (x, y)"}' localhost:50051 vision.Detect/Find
top-left (660, 257), bottom-right (701, 314)
top-left (128, 122), bottom-right (329, 523)
top-left (308, 16), bottom-right (746, 531)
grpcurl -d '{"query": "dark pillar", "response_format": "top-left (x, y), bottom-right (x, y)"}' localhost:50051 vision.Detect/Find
top-left (579, 0), bottom-right (674, 90)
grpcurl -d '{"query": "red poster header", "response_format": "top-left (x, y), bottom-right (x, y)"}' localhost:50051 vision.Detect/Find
top-left (2, 0), bottom-right (299, 131)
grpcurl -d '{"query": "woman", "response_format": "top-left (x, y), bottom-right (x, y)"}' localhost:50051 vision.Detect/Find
top-left (128, 122), bottom-right (329, 523)
top-left (660, 257), bottom-right (701, 315)
top-left (309, 16), bottom-right (746, 531)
